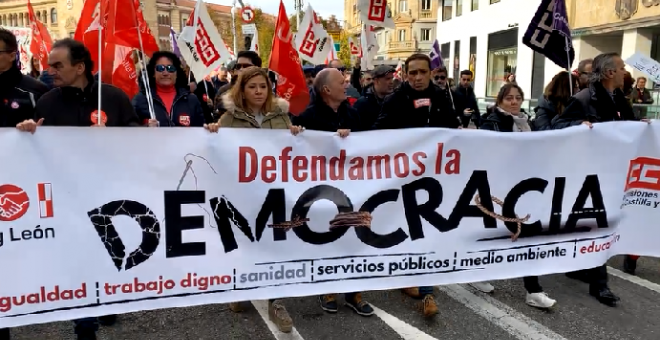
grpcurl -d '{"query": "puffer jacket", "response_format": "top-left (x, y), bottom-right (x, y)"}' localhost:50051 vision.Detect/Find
top-left (219, 93), bottom-right (292, 129)
top-left (480, 106), bottom-right (532, 132)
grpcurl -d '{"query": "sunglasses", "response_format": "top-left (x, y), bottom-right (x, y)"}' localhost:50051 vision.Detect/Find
top-left (335, 67), bottom-right (347, 72)
top-left (434, 75), bottom-right (446, 80)
top-left (155, 64), bottom-right (177, 73)
top-left (235, 63), bottom-right (253, 70)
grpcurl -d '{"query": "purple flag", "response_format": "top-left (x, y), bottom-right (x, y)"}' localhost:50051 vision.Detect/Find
top-left (170, 27), bottom-right (181, 57)
top-left (522, 0), bottom-right (574, 69)
top-left (429, 40), bottom-right (444, 70)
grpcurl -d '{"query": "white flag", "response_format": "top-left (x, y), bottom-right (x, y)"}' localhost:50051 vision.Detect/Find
top-left (357, 0), bottom-right (395, 29)
top-left (177, 0), bottom-right (232, 78)
top-left (294, 4), bottom-right (332, 65)
top-left (360, 25), bottom-right (379, 70)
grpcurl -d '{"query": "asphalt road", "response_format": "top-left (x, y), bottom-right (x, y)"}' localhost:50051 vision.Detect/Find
top-left (9, 255), bottom-right (660, 340)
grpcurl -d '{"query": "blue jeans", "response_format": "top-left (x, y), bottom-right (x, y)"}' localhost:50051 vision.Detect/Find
top-left (418, 286), bottom-right (434, 296)
top-left (73, 317), bottom-right (98, 335)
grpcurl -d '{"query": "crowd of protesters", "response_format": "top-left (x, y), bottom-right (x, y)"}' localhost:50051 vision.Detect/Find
top-left (0, 24), bottom-right (654, 338)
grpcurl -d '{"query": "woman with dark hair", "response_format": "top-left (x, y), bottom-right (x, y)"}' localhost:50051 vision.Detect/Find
top-left (533, 71), bottom-right (578, 130)
top-left (132, 51), bottom-right (205, 127)
top-left (476, 83), bottom-right (557, 309)
top-left (29, 56), bottom-right (40, 78)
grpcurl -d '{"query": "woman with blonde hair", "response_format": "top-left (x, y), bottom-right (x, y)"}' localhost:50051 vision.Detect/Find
top-left (206, 66), bottom-right (300, 131)
top-left (204, 66), bottom-right (300, 334)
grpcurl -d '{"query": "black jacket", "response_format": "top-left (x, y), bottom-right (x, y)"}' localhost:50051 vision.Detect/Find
top-left (453, 85), bottom-right (481, 128)
top-left (0, 66), bottom-right (49, 127)
top-left (352, 85), bottom-right (385, 130)
top-left (532, 96), bottom-right (558, 131)
top-left (194, 79), bottom-right (218, 123)
top-left (480, 106), bottom-right (532, 132)
top-left (36, 76), bottom-right (140, 127)
top-left (292, 96), bottom-right (363, 132)
top-left (551, 82), bottom-right (636, 129)
top-left (132, 87), bottom-right (205, 127)
top-left (374, 82), bottom-right (460, 130)
top-left (214, 80), bottom-right (236, 114)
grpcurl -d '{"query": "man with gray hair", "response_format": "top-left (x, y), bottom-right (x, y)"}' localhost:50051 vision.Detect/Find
top-left (551, 52), bottom-right (644, 307)
top-left (576, 58), bottom-right (593, 90)
top-left (291, 68), bottom-right (374, 317)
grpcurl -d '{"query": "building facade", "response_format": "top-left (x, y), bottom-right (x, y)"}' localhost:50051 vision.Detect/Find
top-left (0, 0), bottom-right (231, 51)
top-left (435, 0), bottom-right (543, 100)
top-left (343, 0), bottom-right (440, 63)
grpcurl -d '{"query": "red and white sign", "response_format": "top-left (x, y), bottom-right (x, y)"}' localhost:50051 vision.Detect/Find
top-left (357, 0), bottom-right (395, 29)
top-left (240, 6), bottom-right (255, 24)
top-left (177, 0), bottom-right (231, 79)
top-left (37, 183), bottom-right (54, 219)
top-left (294, 5), bottom-right (331, 65)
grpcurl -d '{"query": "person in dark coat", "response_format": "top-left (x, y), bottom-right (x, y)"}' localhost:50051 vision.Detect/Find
top-left (291, 68), bottom-right (373, 318)
top-left (551, 52), bottom-right (648, 307)
top-left (533, 71), bottom-right (576, 131)
top-left (453, 69), bottom-right (481, 128)
top-left (194, 75), bottom-right (217, 123)
top-left (352, 65), bottom-right (394, 129)
top-left (374, 54), bottom-right (460, 130)
top-left (16, 38), bottom-right (136, 340)
top-left (132, 51), bottom-right (205, 127)
top-left (631, 76), bottom-right (654, 119)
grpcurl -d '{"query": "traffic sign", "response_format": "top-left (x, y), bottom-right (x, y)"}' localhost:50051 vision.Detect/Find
top-left (240, 6), bottom-right (255, 24)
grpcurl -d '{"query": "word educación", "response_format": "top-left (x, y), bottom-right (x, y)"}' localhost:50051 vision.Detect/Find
top-left (86, 143), bottom-right (609, 272)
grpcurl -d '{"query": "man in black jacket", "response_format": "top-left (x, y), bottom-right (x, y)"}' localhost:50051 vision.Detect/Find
top-left (16, 39), bottom-right (138, 340)
top-left (0, 28), bottom-right (48, 340)
top-left (453, 69), bottom-right (481, 128)
top-left (374, 54), bottom-right (460, 130)
top-left (551, 52), bottom-right (644, 307)
top-left (291, 68), bottom-right (373, 317)
top-left (373, 53), bottom-right (457, 318)
top-left (352, 65), bottom-right (394, 129)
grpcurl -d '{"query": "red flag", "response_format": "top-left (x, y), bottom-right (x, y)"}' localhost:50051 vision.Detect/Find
top-left (74, 0), bottom-right (107, 74)
top-left (105, 0), bottom-right (159, 56)
top-left (110, 44), bottom-right (139, 98)
top-left (27, 0), bottom-right (53, 71)
top-left (269, 1), bottom-right (309, 116)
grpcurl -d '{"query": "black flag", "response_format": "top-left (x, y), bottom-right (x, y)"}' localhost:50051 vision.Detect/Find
top-left (522, 0), bottom-right (574, 69)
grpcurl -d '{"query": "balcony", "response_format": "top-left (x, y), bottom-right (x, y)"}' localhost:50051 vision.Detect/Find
top-left (419, 10), bottom-right (434, 19)
top-left (388, 40), bottom-right (417, 51)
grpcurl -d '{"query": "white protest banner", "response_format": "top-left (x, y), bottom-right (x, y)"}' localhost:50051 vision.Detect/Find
top-left (178, 0), bottom-right (232, 78)
top-left (0, 122), bottom-right (658, 328)
top-left (625, 52), bottom-right (660, 84)
top-left (357, 0), bottom-right (395, 29)
top-left (294, 5), bottom-right (331, 65)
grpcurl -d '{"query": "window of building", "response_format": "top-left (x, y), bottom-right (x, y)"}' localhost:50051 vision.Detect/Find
top-left (487, 47), bottom-right (517, 96)
top-left (399, 0), bottom-right (407, 13)
top-left (441, 42), bottom-right (450, 65)
top-left (50, 8), bottom-right (57, 25)
top-left (456, 0), bottom-right (463, 17)
top-left (420, 28), bottom-right (431, 41)
top-left (421, 0), bottom-right (432, 10)
top-left (398, 29), bottom-right (406, 41)
top-left (182, 16), bottom-right (188, 27)
top-left (36, 11), bottom-right (41, 21)
top-left (469, 36), bottom-right (477, 80)
top-left (490, 0), bottom-right (501, 3)
top-left (472, 0), bottom-right (479, 11)
top-left (42, 10), bottom-right (47, 24)
top-left (19, 13), bottom-right (24, 27)
top-left (69, 32), bottom-right (75, 38)
top-left (442, 0), bottom-right (452, 21)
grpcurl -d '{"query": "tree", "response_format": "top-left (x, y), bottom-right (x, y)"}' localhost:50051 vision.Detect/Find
top-left (288, 11), bottom-right (328, 32)
top-left (208, 6), bottom-right (275, 67)
top-left (337, 30), bottom-right (352, 68)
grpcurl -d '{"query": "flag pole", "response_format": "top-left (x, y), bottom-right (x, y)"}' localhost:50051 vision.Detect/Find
top-left (565, 35), bottom-right (573, 94)
top-left (97, 20), bottom-right (103, 125)
top-left (231, 0), bottom-right (238, 54)
top-left (132, 4), bottom-right (155, 120)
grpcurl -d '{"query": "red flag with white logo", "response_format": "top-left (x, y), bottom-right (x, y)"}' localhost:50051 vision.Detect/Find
top-left (27, 0), bottom-right (53, 71)
top-left (294, 5), bottom-right (331, 65)
top-left (269, 0), bottom-right (309, 115)
top-left (357, 0), bottom-right (394, 28)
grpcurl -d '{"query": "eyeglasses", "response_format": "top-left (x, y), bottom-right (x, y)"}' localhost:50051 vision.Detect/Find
top-left (335, 67), bottom-right (346, 72)
top-left (155, 64), bottom-right (177, 73)
top-left (434, 75), bottom-right (446, 80)
top-left (235, 63), bottom-right (253, 70)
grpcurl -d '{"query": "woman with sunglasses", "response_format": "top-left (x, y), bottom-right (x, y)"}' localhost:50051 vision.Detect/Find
top-left (132, 51), bottom-right (205, 127)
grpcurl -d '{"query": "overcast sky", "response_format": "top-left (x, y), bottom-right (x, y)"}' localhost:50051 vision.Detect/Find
top-left (207, 0), bottom-right (343, 22)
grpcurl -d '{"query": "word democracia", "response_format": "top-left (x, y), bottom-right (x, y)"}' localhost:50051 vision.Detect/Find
top-left (238, 143), bottom-right (461, 183)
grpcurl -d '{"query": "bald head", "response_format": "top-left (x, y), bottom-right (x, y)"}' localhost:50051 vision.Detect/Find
top-left (328, 59), bottom-right (344, 69)
top-left (313, 68), bottom-right (346, 104)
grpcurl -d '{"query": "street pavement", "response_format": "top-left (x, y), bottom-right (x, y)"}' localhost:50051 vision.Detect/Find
top-left (9, 255), bottom-right (660, 340)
